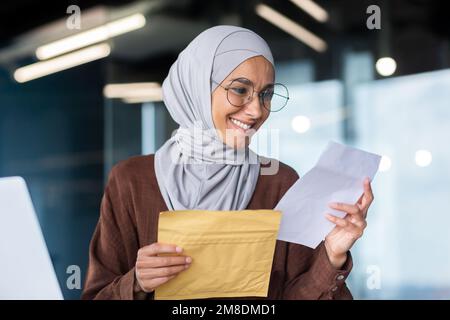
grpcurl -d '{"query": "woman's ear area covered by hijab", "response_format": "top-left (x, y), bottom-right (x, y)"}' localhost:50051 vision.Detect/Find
top-left (211, 55), bottom-right (275, 150)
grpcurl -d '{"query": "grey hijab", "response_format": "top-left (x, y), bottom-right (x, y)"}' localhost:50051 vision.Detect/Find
top-left (154, 25), bottom-right (274, 211)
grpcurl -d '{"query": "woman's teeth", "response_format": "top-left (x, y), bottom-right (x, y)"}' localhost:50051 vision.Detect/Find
top-left (230, 117), bottom-right (252, 130)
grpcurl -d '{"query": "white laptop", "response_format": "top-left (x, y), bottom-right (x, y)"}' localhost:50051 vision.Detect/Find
top-left (0, 176), bottom-right (63, 300)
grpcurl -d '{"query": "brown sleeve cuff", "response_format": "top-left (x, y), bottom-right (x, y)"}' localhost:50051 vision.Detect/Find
top-left (118, 267), bottom-right (148, 300)
top-left (117, 267), bottom-right (135, 300)
top-left (309, 242), bottom-right (353, 298)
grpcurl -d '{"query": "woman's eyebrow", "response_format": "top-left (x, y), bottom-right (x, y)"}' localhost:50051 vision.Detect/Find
top-left (261, 83), bottom-right (275, 90)
top-left (229, 78), bottom-right (275, 89)
top-left (229, 78), bottom-right (252, 85)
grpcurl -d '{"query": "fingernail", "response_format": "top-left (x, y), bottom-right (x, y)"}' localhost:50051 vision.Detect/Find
top-left (185, 257), bottom-right (192, 263)
top-left (185, 264), bottom-right (190, 269)
top-left (329, 202), bottom-right (338, 207)
top-left (176, 246), bottom-right (183, 253)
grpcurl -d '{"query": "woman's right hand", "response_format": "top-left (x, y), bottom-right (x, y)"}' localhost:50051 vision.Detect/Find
top-left (134, 242), bottom-right (192, 293)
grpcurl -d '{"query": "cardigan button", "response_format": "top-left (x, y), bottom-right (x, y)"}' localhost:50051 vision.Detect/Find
top-left (336, 274), bottom-right (345, 281)
top-left (331, 286), bottom-right (339, 292)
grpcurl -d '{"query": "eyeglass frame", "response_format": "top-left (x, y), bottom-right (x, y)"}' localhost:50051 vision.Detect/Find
top-left (211, 77), bottom-right (290, 113)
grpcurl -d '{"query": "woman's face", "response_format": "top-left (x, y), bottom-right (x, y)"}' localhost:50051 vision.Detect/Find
top-left (211, 56), bottom-right (275, 149)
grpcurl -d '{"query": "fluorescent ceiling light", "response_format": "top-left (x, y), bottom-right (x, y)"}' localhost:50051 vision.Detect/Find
top-left (36, 13), bottom-right (146, 60)
top-left (289, 0), bottom-right (329, 23)
top-left (255, 4), bottom-right (327, 52)
top-left (14, 43), bottom-right (111, 83)
top-left (103, 82), bottom-right (163, 103)
top-left (122, 96), bottom-right (162, 104)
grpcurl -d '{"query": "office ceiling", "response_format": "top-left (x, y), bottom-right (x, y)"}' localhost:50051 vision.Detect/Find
top-left (0, 0), bottom-right (449, 77)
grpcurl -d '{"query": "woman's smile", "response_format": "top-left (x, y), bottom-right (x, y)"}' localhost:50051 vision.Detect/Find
top-left (228, 116), bottom-right (255, 133)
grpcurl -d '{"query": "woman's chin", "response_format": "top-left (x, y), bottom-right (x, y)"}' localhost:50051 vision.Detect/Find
top-left (233, 141), bottom-right (249, 150)
top-left (218, 126), bottom-right (257, 150)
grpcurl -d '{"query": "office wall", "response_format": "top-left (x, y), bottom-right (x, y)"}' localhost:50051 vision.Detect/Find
top-left (0, 61), bottom-right (104, 299)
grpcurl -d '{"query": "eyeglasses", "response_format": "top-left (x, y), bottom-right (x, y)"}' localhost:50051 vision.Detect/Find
top-left (212, 77), bottom-right (289, 112)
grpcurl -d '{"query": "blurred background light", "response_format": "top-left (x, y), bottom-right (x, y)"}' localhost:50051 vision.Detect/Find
top-left (36, 13), bottom-right (146, 60)
top-left (415, 149), bottom-right (433, 167)
top-left (291, 115), bottom-right (311, 133)
top-left (255, 4), bottom-right (327, 52)
top-left (289, 0), bottom-right (329, 23)
top-left (14, 43), bottom-right (111, 83)
top-left (103, 82), bottom-right (162, 103)
top-left (376, 57), bottom-right (397, 76)
top-left (379, 155), bottom-right (392, 172)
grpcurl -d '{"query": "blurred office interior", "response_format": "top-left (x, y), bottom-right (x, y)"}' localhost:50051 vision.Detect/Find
top-left (0, 0), bottom-right (449, 299)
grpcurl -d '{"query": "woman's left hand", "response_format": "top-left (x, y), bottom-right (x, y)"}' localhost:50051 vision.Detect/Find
top-left (324, 177), bottom-right (374, 269)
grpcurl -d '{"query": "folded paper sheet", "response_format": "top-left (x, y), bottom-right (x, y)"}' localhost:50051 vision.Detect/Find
top-left (155, 210), bottom-right (281, 300)
top-left (276, 141), bottom-right (381, 248)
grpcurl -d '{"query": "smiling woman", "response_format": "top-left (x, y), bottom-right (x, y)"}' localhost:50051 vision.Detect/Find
top-left (82, 25), bottom-right (371, 300)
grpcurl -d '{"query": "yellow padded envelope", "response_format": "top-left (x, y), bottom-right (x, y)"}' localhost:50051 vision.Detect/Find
top-left (155, 210), bottom-right (281, 300)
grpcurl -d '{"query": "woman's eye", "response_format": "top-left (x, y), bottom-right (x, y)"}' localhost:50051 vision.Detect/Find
top-left (262, 90), bottom-right (274, 100)
top-left (230, 87), bottom-right (248, 95)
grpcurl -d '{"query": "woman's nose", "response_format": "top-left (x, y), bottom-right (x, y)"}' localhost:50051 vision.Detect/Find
top-left (244, 94), bottom-right (263, 119)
